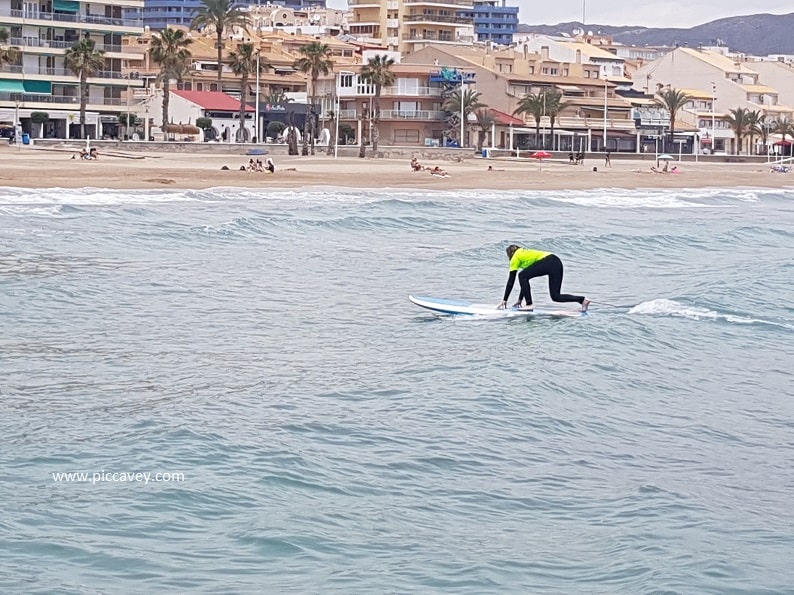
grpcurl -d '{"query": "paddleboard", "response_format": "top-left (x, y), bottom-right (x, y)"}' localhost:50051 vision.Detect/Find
top-left (409, 295), bottom-right (588, 318)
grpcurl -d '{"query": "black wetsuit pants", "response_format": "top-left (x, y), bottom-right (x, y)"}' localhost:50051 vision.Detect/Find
top-left (518, 254), bottom-right (584, 306)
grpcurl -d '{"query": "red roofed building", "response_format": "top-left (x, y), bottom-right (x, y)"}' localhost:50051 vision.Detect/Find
top-left (165, 90), bottom-right (256, 142)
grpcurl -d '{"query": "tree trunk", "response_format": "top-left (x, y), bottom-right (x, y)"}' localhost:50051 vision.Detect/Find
top-left (162, 79), bottom-right (170, 133)
top-left (477, 131), bottom-right (484, 153)
top-left (238, 73), bottom-right (248, 143)
top-left (327, 113), bottom-right (336, 156)
top-left (372, 91), bottom-right (380, 153)
top-left (287, 111), bottom-right (298, 155)
top-left (216, 31), bottom-right (223, 84)
top-left (80, 72), bottom-right (87, 139)
top-left (301, 110), bottom-right (309, 156)
top-left (358, 113), bottom-right (366, 158)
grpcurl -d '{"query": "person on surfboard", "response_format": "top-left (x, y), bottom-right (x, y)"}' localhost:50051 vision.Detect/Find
top-left (498, 244), bottom-right (590, 312)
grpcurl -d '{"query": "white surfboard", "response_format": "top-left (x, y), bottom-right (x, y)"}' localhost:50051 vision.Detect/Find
top-left (409, 295), bottom-right (588, 318)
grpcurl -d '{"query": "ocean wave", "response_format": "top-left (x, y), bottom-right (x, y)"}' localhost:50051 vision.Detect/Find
top-left (1, 186), bottom-right (791, 212)
top-left (628, 298), bottom-right (793, 329)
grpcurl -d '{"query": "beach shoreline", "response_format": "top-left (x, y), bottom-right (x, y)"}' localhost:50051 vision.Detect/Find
top-left (1, 145), bottom-right (790, 191)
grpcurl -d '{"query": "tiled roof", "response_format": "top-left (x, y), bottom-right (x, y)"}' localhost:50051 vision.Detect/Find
top-left (171, 90), bottom-right (254, 111)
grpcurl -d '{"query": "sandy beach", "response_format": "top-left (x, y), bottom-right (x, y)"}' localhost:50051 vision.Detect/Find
top-left (1, 144), bottom-right (791, 191)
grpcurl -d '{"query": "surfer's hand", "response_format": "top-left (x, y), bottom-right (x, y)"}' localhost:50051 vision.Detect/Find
top-left (498, 300), bottom-right (507, 310)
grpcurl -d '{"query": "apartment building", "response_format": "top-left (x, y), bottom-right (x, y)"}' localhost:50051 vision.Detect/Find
top-left (633, 47), bottom-right (794, 154)
top-left (0, 0), bottom-right (145, 138)
top-left (460, 0), bottom-right (518, 46)
top-left (142, 0), bottom-right (326, 31)
top-left (403, 44), bottom-right (638, 152)
top-left (347, 0), bottom-right (474, 54)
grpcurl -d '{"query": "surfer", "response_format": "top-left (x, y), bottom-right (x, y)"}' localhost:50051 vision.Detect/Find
top-left (498, 244), bottom-right (590, 311)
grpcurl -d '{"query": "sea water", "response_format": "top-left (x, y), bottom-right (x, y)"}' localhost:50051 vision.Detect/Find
top-left (1, 185), bottom-right (792, 593)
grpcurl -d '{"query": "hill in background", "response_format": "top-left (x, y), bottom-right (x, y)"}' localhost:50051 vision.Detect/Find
top-left (518, 13), bottom-right (794, 56)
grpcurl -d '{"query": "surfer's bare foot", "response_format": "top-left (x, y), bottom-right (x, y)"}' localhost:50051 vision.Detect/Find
top-left (582, 298), bottom-right (591, 312)
top-left (519, 305), bottom-right (534, 311)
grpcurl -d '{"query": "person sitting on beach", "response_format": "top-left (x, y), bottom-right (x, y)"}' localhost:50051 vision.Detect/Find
top-left (410, 157), bottom-right (423, 172)
top-left (568, 152), bottom-right (575, 164)
top-left (247, 158), bottom-right (256, 172)
top-left (89, 147), bottom-right (98, 160)
top-left (255, 159), bottom-right (265, 172)
top-left (79, 148), bottom-right (89, 160)
top-left (265, 158), bottom-right (275, 173)
top-left (662, 161), bottom-right (669, 173)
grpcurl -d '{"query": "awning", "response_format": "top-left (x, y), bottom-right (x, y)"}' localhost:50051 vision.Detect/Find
top-left (53, 0), bottom-right (79, 11)
top-left (23, 80), bottom-right (52, 94)
top-left (0, 79), bottom-right (26, 93)
top-left (556, 85), bottom-right (582, 93)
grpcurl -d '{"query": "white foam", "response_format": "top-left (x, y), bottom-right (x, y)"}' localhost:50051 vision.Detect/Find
top-left (629, 298), bottom-right (791, 328)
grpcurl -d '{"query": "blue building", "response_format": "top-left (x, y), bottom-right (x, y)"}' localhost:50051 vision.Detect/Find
top-left (142, 0), bottom-right (326, 31)
top-left (462, 0), bottom-right (519, 46)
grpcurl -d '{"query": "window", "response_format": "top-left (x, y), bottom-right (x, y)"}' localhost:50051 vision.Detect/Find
top-left (394, 128), bottom-right (420, 143)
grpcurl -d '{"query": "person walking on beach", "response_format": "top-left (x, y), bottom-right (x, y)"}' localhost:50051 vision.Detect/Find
top-left (604, 150), bottom-right (611, 167)
top-left (498, 244), bottom-right (590, 311)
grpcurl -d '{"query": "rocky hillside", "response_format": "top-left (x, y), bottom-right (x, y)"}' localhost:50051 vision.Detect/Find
top-left (518, 13), bottom-right (794, 56)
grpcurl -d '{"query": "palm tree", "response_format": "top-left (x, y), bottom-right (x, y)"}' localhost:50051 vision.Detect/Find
top-left (442, 87), bottom-right (485, 148)
top-left (65, 39), bottom-right (105, 139)
top-left (293, 41), bottom-right (333, 155)
top-left (190, 0), bottom-right (249, 84)
top-left (726, 107), bottom-right (751, 154)
top-left (263, 90), bottom-right (292, 106)
top-left (545, 88), bottom-right (571, 151)
top-left (772, 116), bottom-right (794, 157)
top-left (751, 113), bottom-right (771, 155)
top-left (513, 92), bottom-right (544, 149)
top-left (746, 109), bottom-right (761, 155)
top-left (474, 109), bottom-right (496, 153)
top-left (1, 27), bottom-right (19, 67)
top-left (359, 54), bottom-right (396, 155)
top-left (228, 42), bottom-right (265, 142)
top-left (149, 28), bottom-right (193, 136)
top-left (654, 87), bottom-right (691, 153)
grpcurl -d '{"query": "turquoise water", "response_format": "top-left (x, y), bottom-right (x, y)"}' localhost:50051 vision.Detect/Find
top-left (1, 186), bottom-right (793, 593)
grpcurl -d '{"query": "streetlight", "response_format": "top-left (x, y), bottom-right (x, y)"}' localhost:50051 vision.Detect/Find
top-left (334, 77), bottom-right (340, 159)
top-left (602, 74), bottom-right (608, 151)
top-left (254, 50), bottom-right (260, 143)
top-left (711, 82), bottom-right (716, 154)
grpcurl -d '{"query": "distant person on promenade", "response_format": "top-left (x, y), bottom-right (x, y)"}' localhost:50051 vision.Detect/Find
top-left (604, 150), bottom-right (611, 167)
top-left (498, 244), bottom-right (590, 312)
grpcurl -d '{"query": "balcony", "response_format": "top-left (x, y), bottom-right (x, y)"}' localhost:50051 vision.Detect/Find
top-left (403, 14), bottom-right (471, 24)
top-left (403, 32), bottom-right (456, 42)
top-left (380, 109), bottom-right (445, 120)
top-left (9, 37), bottom-right (131, 53)
top-left (404, 0), bottom-right (473, 6)
top-left (3, 9), bottom-right (143, 29)
top-left (0, 92), bottom-right (127, 106)
top-left (386, 18), bottom-right (399, 28)
top-left (347, 0), bottom-right (381, 6)
top-left (338, 109), bottom-right (358, 119)
top-left (380, 85), bottom-right (442, 96)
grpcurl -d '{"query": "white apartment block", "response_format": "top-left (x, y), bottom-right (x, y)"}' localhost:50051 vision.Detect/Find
top-left (0, 0), bottom-right (145, 139)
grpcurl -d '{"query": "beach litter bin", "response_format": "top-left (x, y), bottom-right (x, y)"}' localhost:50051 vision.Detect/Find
top-left (22, 133), bottom-right (30, 145)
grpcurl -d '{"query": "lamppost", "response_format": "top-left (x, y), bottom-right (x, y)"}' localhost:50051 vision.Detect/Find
top-left (602, 74), bottom-right (608, 151)
top-left (334, 73), bottom-right (340, 159)
top-left (254, 50), bottom-right (260, 143)
top-left (711, 82), bottom-right (716, 154)
top-left (456, 70), bottom-right (474, 148)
